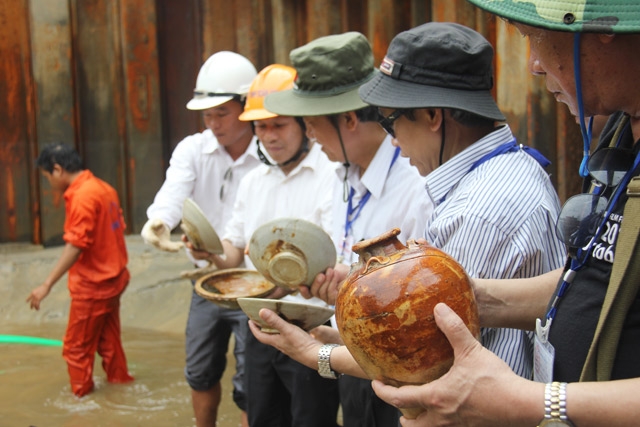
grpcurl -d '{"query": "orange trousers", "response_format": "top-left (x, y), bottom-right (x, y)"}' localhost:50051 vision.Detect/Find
top-left (62, 295), bottom-right (134, 396)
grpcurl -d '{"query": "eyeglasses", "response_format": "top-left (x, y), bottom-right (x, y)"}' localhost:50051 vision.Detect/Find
top-left (377, 109), bottom-right (407, 138)
top-left (556, 147), bottom-right (634, 254)
top-left (219, 166), bottom-right (233, 200)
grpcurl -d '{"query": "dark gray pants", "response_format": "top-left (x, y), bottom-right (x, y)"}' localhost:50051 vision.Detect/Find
top-left (244, 331), bottom-right (340, 427)
top-left (339, 375), bottom-right (401, 427)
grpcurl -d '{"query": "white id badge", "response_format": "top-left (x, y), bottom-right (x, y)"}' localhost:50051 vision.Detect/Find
top-left (533, 317), bottom-right (555, 383)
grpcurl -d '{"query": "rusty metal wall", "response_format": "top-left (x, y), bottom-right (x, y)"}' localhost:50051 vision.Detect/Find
top-left (0, 0), bottom-right (38, 243)
top-left (1, 0), bottom-right (583, 245)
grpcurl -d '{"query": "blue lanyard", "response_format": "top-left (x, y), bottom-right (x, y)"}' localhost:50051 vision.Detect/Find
top-left (469, 138), bottom-right (550, 173)
top-left (341, 147), bottom-right (401, 255)
top-left (441, 139), bottom-right (550, 204)
top-left (546, 149), bottom-right (640, 322)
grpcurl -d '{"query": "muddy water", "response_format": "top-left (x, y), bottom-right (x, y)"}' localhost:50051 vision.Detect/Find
top-left (0, 237), bottom-right (345, 426)
top-left (1, 237), bottom-right (244, 426)
top-left (1, 323), bottom-right (242, 427)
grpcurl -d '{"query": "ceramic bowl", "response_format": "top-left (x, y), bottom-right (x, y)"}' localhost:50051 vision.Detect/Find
top-left (248, 218), bottom-right (337, 291)
top-left (195, 269), bottom-right (275, 310)
top-left (237, 297), bottom-right (335, 334)
top-left (181, 198), bottom-right (224, 254)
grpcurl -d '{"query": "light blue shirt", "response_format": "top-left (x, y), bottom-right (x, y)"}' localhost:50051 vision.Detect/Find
top-left (424, 125), bottom-right (566, 378)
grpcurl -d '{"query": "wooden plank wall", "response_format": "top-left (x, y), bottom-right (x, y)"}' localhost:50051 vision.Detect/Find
top-left (1, 0), bottom-right (583, 245)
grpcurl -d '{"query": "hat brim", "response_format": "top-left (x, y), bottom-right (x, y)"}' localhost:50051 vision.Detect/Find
top-left (467, 0), bottom-right (640, 34)
top-left (359, 72), bottom-right (506, 122)
top-left (186, 95), bottom-right (234, 111)
top-left (264, 88), bottom-right (369, 117)
top-left (238, 108), bottom-right (277, 122)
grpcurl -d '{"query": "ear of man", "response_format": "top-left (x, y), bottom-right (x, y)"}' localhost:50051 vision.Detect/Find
top-left (417, 108), bottom-right (444, 132)
top-left (342, 111), bottom-right (360, 132)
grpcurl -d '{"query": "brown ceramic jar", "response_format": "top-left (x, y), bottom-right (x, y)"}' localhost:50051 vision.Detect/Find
top-left (335, 228), bottom-right (480, 418)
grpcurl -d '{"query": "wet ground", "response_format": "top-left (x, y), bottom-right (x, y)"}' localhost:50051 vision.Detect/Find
top-left (0, 235), bottom-right (243, 427)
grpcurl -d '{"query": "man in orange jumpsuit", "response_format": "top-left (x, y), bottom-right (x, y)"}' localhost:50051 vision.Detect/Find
top-left (27, 142), bottom-right (134, 397)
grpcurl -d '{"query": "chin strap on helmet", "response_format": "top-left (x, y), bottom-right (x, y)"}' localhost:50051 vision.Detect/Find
top-left (329, 115), bottom-right (351, 202)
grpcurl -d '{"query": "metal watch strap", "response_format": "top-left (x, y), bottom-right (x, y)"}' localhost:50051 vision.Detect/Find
top-left (318, 344), bottom-right (341, 379)
top-left (538, 382), bottom-right (575, 426)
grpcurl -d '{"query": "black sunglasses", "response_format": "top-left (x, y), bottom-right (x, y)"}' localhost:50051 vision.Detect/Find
top-left (377, 109), bottom-right (407, 138)
top-left (556, 147), bottom-right (634, 254)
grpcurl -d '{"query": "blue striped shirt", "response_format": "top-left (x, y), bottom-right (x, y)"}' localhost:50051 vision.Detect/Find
top-left (424, 125), bottom-right (566, 378)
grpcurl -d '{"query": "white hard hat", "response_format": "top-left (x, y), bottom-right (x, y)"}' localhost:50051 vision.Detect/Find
top-left (186, 51), bottom-right (258, 111)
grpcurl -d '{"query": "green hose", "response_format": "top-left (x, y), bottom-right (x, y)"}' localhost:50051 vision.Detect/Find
top-left (0, 335), bottom-right (62, 347)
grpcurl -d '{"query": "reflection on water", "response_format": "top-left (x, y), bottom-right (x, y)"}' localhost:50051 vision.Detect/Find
top-left (1, 324), bottom-right (242, 427)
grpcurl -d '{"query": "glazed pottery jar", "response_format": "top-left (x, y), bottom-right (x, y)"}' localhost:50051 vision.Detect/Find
top-left (335, 228), bottom-right (480, 418)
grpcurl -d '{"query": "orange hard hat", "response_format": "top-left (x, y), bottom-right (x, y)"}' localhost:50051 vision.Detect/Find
top-left (239, 64), bottom-right (297, 121)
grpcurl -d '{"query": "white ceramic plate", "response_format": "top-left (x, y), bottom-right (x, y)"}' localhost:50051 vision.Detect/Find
top-left (194, 268), bottom-right (275, 310)
top-left (181, 198), bottom-right (224, 254)
top-left (248, 218), bottom-right (337, 290)
top-left (237, 297), bottom-right (335, 334)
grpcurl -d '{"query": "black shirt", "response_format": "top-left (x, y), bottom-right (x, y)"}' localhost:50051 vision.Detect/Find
top-left (548, 112), bottom-right (640, 381)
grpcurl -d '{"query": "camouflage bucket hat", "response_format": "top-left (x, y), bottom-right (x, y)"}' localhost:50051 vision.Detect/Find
top-left (264, 32), bottom-right (375, 117)
top-left (466, 0), bottom-right (640, 33)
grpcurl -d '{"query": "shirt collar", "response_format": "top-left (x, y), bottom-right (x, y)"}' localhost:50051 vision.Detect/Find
top-left (333, 135), bottom-right (397, 200)
top-left (359, 135), bottom-right (397, 199)
top-left (202, 129), bottom-right (260, 164)
top-left (237, 136), bottom-right (261, 164)
top-left (201, 129), bottom-right (219, 154)
top-left (425, 125), bottom-right (515, 205)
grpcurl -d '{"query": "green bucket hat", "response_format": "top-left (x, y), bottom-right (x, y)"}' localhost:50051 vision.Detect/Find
top-left (264, 32), bottom-right (376, 117)
top-left (466, 0), bottom-right (640, 33)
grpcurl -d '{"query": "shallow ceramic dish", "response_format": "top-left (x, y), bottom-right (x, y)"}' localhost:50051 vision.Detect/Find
top-left (181, 198), bottom-right (224, 254)
top-left (195, 269), bottom-right (275, 310)
top-left (237, 297), bottom-right (335, 334)
top-left (248, 218), bottom-right (337, 291)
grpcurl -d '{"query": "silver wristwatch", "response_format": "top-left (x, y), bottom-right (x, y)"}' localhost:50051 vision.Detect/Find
top-left (538, 382), bottom-right (575, 426)
top-left (317, 344), bottom-right (341, 379)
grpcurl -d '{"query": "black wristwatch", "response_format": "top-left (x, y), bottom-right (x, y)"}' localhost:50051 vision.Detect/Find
top-left (538, 382), bottom-right (575, 427)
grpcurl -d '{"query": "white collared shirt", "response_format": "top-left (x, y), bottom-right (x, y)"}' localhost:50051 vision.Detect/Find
top-left (223, 142), bottom-right (337, 306)
top-left (146, 129), bottom-right (262, 233)
top-left (332, 136), bottom-right (433, 265)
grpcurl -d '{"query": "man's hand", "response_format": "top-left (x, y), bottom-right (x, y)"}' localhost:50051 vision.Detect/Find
top-left (183, 234), bottom-right (214, 262)
top-left (299, 264), bottom-right (349, 305)
top-left (141, 218), bottom-right (184, 252)
top-left (26, 243), bottom-right (81, 311)
top-left (248, 308), bottom-right (324, 370)
top-left (26, 284), bottom-right (51, 310)
top-left (310, 325), bottom-right (343, 345)
top-left (372, 303), bottom-right (537, 426)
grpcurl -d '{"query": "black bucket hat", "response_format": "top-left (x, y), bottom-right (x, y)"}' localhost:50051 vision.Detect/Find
top-left (359, 22), bottom-right (506, 122)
